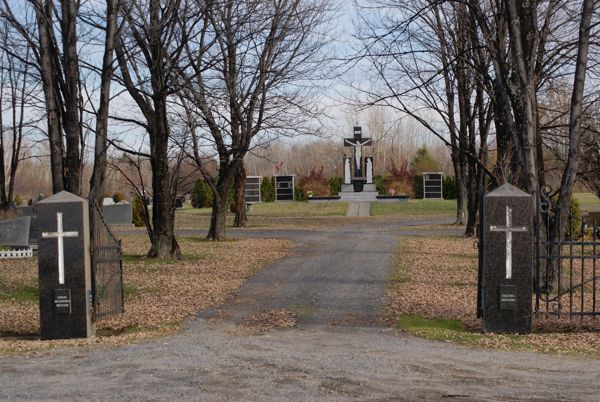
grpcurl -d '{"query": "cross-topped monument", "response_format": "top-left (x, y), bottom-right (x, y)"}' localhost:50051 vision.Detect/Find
top-left (37, 191), bottom-right (94, 340)
top-left (482, 183), bottom-right (533, 334)
top-left (344, 126), bottom-right (372, 178)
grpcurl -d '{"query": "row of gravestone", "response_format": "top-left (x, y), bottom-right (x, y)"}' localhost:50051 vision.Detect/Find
top-left (0, 202), bottom-right (133, 250)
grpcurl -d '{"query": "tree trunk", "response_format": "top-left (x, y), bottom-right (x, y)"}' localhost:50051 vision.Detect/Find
top-left (60, 0), bottom-right (81, 195)
top-left (233, 164), bottom-right (247, 228)
top-left (556, 0), bottom-right (594, 239)
top-left (454, 168), bottom-right (468, 225)
top-left (0, 77), bottom-right (6, 208)
top-left (207, 184), bottom-right (229, 241)
top-left (492, 90), bottom-right (512, 183)
top-left (147, 168), bottom-right (181, 259)
top-left (89, 0), bottom-right (119, 249)
top-left (147, 122), bottom-right (181, 259)
top-left (34, 1), bottom-right (64, 194)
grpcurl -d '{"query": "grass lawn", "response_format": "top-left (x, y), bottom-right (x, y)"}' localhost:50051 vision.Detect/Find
top-left (177, 206), bottom-right (212, 215)
top-left (0, 235), bottom-right (292, 353)
top-left (573, 192), bottom-right (600, 212)
top-left (388, 235), bottom-right (600, 357)
top-left (251, 201), bottom-right (346, 217)
top-left (177, 201), bottom-right (347, 217)
top-left (372, 199), bottom-right (457, 216)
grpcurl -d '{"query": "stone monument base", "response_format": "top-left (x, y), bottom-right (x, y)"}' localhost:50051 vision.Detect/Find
top-left (339, 182), bottom-right (378, 202)
top-left (341, 183), bottom-right (377, 193)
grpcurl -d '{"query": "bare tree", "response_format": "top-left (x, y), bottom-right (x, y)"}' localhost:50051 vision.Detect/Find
top-left (180, 0), bottom-right (333, 240)
top-left (471, 0), bottom-right (596, 237)
top-left (354, 0), bottom-right (496, 235)
top-left (0, 20), bottom-right (36, 209)
top-left (0, 0), bottom-right (89, 195)
top-left (87, 0), bottom-right (122, 252)
top-left (112, 0), bottom-right (199, 258)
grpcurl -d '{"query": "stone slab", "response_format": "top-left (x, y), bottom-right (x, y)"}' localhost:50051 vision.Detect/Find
top-left (339, 191), bottom-right (379, 202)
top-left (0, 216), bottom-right (31, 247)
top-left (103, 203), bottom-right (133, 226)
top-left (482, 183), bottom-right (533, 334)
top-left (37, 191), bottom-right (94, 340)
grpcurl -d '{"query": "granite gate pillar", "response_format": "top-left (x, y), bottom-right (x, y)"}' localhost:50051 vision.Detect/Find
top-left (37, 191), bottom-right (95, 340)
top-left (483, 183), bottom-right (533, 334)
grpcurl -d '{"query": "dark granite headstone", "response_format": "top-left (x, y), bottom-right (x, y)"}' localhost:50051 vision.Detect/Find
top-left (483, 183), bottom-right (533, 334)
top-left (102, 203), bottom-right (133, 226)
top-left (0, 216), bottom-right (31, 247)
top-left (37, 191), bottom-right (94, 340)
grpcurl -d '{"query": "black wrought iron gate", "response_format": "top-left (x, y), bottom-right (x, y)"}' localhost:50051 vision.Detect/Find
top-left (91, 202), bottom-right (124, 319)
top-left (535, 188), bottom-right (600, 319)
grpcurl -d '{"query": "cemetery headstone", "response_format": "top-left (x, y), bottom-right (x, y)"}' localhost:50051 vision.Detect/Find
top-left (15, 205), bottom-right (37, 246)
top-left (245, 176), bottom-right (262, 203)
top-left (0, 216), bottom-right (31, 247)
top-left (423, 172), bottom-right (443, 199)
top-left (102, 203), bottom-right (133, 226)
top-left (482, 183), bottom-right (533, 334)
top-left (275, 175), bottom-right (295, 201)
top-left (37, 191), bottom-right (95, 340)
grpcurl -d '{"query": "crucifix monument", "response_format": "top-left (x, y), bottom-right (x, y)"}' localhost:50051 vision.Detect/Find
top-left (37, 191), bottom-right (95, 340)
top-left (482, 183), bottom-right (533, 334)
top-left (343, 126), bottom-right (374, 192)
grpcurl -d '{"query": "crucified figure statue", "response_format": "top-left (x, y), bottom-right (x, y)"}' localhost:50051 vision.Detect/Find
top-left (344, 138), bottom-right (372, 177)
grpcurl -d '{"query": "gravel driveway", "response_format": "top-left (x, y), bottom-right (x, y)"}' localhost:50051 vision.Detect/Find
top-left (1, 218), bottom-right (599, 401)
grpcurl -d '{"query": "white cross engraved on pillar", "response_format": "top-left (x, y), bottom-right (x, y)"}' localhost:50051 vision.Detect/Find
top-left (490, 206), bottom-right (527, 279)
top-left (41, 212), bottom-right (79, 285)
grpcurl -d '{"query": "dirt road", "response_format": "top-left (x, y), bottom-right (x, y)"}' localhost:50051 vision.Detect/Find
top-left (1, 218), bottom-right (599, 401)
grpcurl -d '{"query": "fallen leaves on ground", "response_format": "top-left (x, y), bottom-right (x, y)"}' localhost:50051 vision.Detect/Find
top-left (237, 309), bottom-right (297, 335)
top-left (388, 236), bottom-right (600, 357)
top-left (0, 236), bottom-right (292, 354)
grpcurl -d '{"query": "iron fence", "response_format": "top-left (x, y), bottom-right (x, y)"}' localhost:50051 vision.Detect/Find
top-left (91, 202), bottom-right (124, 319)
top-left (535, 189), bottom-right (600, 319)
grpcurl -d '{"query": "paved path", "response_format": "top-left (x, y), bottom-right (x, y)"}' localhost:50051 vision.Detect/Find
top-left (1, 218), bottom-right (600, 401)
top-left (345, 202), bottom-right (371, 217)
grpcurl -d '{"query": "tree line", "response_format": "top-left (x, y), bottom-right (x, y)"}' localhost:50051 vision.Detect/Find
top-left (0, 0), bottom-right (598, 259)
top-left (0, 0), bottom-right (333, 258)
top-left (355, 0), bottom-right (599, 239)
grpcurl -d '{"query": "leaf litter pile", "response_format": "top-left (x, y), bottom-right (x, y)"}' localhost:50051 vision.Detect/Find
top-left (0, 236), bottom-right (292, 354)
top-left (388, 236), bottom-right (600, 357)
top-left (237, 308), bottom-right (297, 335)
